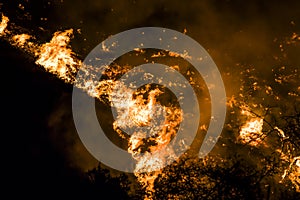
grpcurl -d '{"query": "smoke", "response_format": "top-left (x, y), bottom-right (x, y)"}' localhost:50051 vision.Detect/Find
top-left (47, 92), bottom-right (99, 172)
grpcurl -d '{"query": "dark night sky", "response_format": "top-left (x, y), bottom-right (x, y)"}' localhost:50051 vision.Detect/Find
top-left (1, 0), bottom-right (300, 198)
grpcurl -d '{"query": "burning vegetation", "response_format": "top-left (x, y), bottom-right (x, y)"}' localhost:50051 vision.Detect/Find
top-left (1, 12), bottom-right (300, 199)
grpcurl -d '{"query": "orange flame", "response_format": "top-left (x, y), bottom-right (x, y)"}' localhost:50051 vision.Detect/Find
top-left (35, 29), bottom-right (81, 83)
top-left (12, 34), bottom-right (32, 47)
top-left (239, 118), bottom-right (264, 146)
top-left (109, 81), bottom-right (183, 199)
top-left (0, 14), bottom-right (9, 35)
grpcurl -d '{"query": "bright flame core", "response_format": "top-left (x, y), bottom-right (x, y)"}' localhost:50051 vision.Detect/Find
top-left (35, 29), bottom-right (81, 82)
top-left (0, 14), bottom-right (9, 35)
top-left (239, 118), bottom-right (264, 146)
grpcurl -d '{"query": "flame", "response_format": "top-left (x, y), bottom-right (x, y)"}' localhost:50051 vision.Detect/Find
top-left (136, 171), bottom-right (161, 200)
top-left (111, 84), bottom-right (182, 163)
top-left (112, 86), bottom-right (164, 130)
top-left (109, 81), bottom-right (183, 199)
top-left (12, 34), bottom-right (31, 47)
top-left (1, 17), bottom-right (81, 84)
top-left (0, 14), bottom-right (9, 35)
top-left (35, 29), bottom-right (81, 83)
top-left (240, 104), bottom-right (254, 117)
top-left (281, 156), bottom-right (300, 192)
top-left (0, 16), bottom-right (185, 199)
top-left (2, 14), bottom-right (299, 198)
top-left (239, 118), bottom-right (264, 146)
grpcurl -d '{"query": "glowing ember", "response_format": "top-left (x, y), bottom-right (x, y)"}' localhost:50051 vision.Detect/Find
top-left (239, 118), bottom-right (264, 146)
top-left (286, 32), bottom-right (300, 44)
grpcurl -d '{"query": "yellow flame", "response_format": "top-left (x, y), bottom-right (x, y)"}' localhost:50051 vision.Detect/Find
top-left (1, 18), bottom-right (81, 84)
top-left (239, 118), bottom-right (264, 146)
top-left (109, 81), bottom-right (183, 199)
top-left (0, 14), bottom-right (9, 35)
top-left (35, 29), bottom-right (81, 83)
top-left (12, 34), bottom-right (31, 47)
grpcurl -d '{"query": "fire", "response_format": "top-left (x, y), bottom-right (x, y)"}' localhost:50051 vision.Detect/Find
top-left (0, 15), bottom-right (185, 199)
top-left (240, 104), bottom-right (254, 117)
top-left (0, 14), bottom-right (9, 35)
top-left (281, 156), bottom-right (300, 192)
top-left (136, 171), bottom-right (162, 200)
top-left (35, 29), bottom-right (81, 83)
top-left (110, 83), bottom-right (182, 163)
top-left (12, 34), bottom-right (31, 47)
top-left (1, 18), bottom-right (81, 84)
top-left (109, 81), bottom-right (182, 199)
top-left (239, 118), bottom-right (264, 146)
top-left (112, 86), bottom-right (164, 131)
top-left (2, 13), bottom-right (299, 198)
